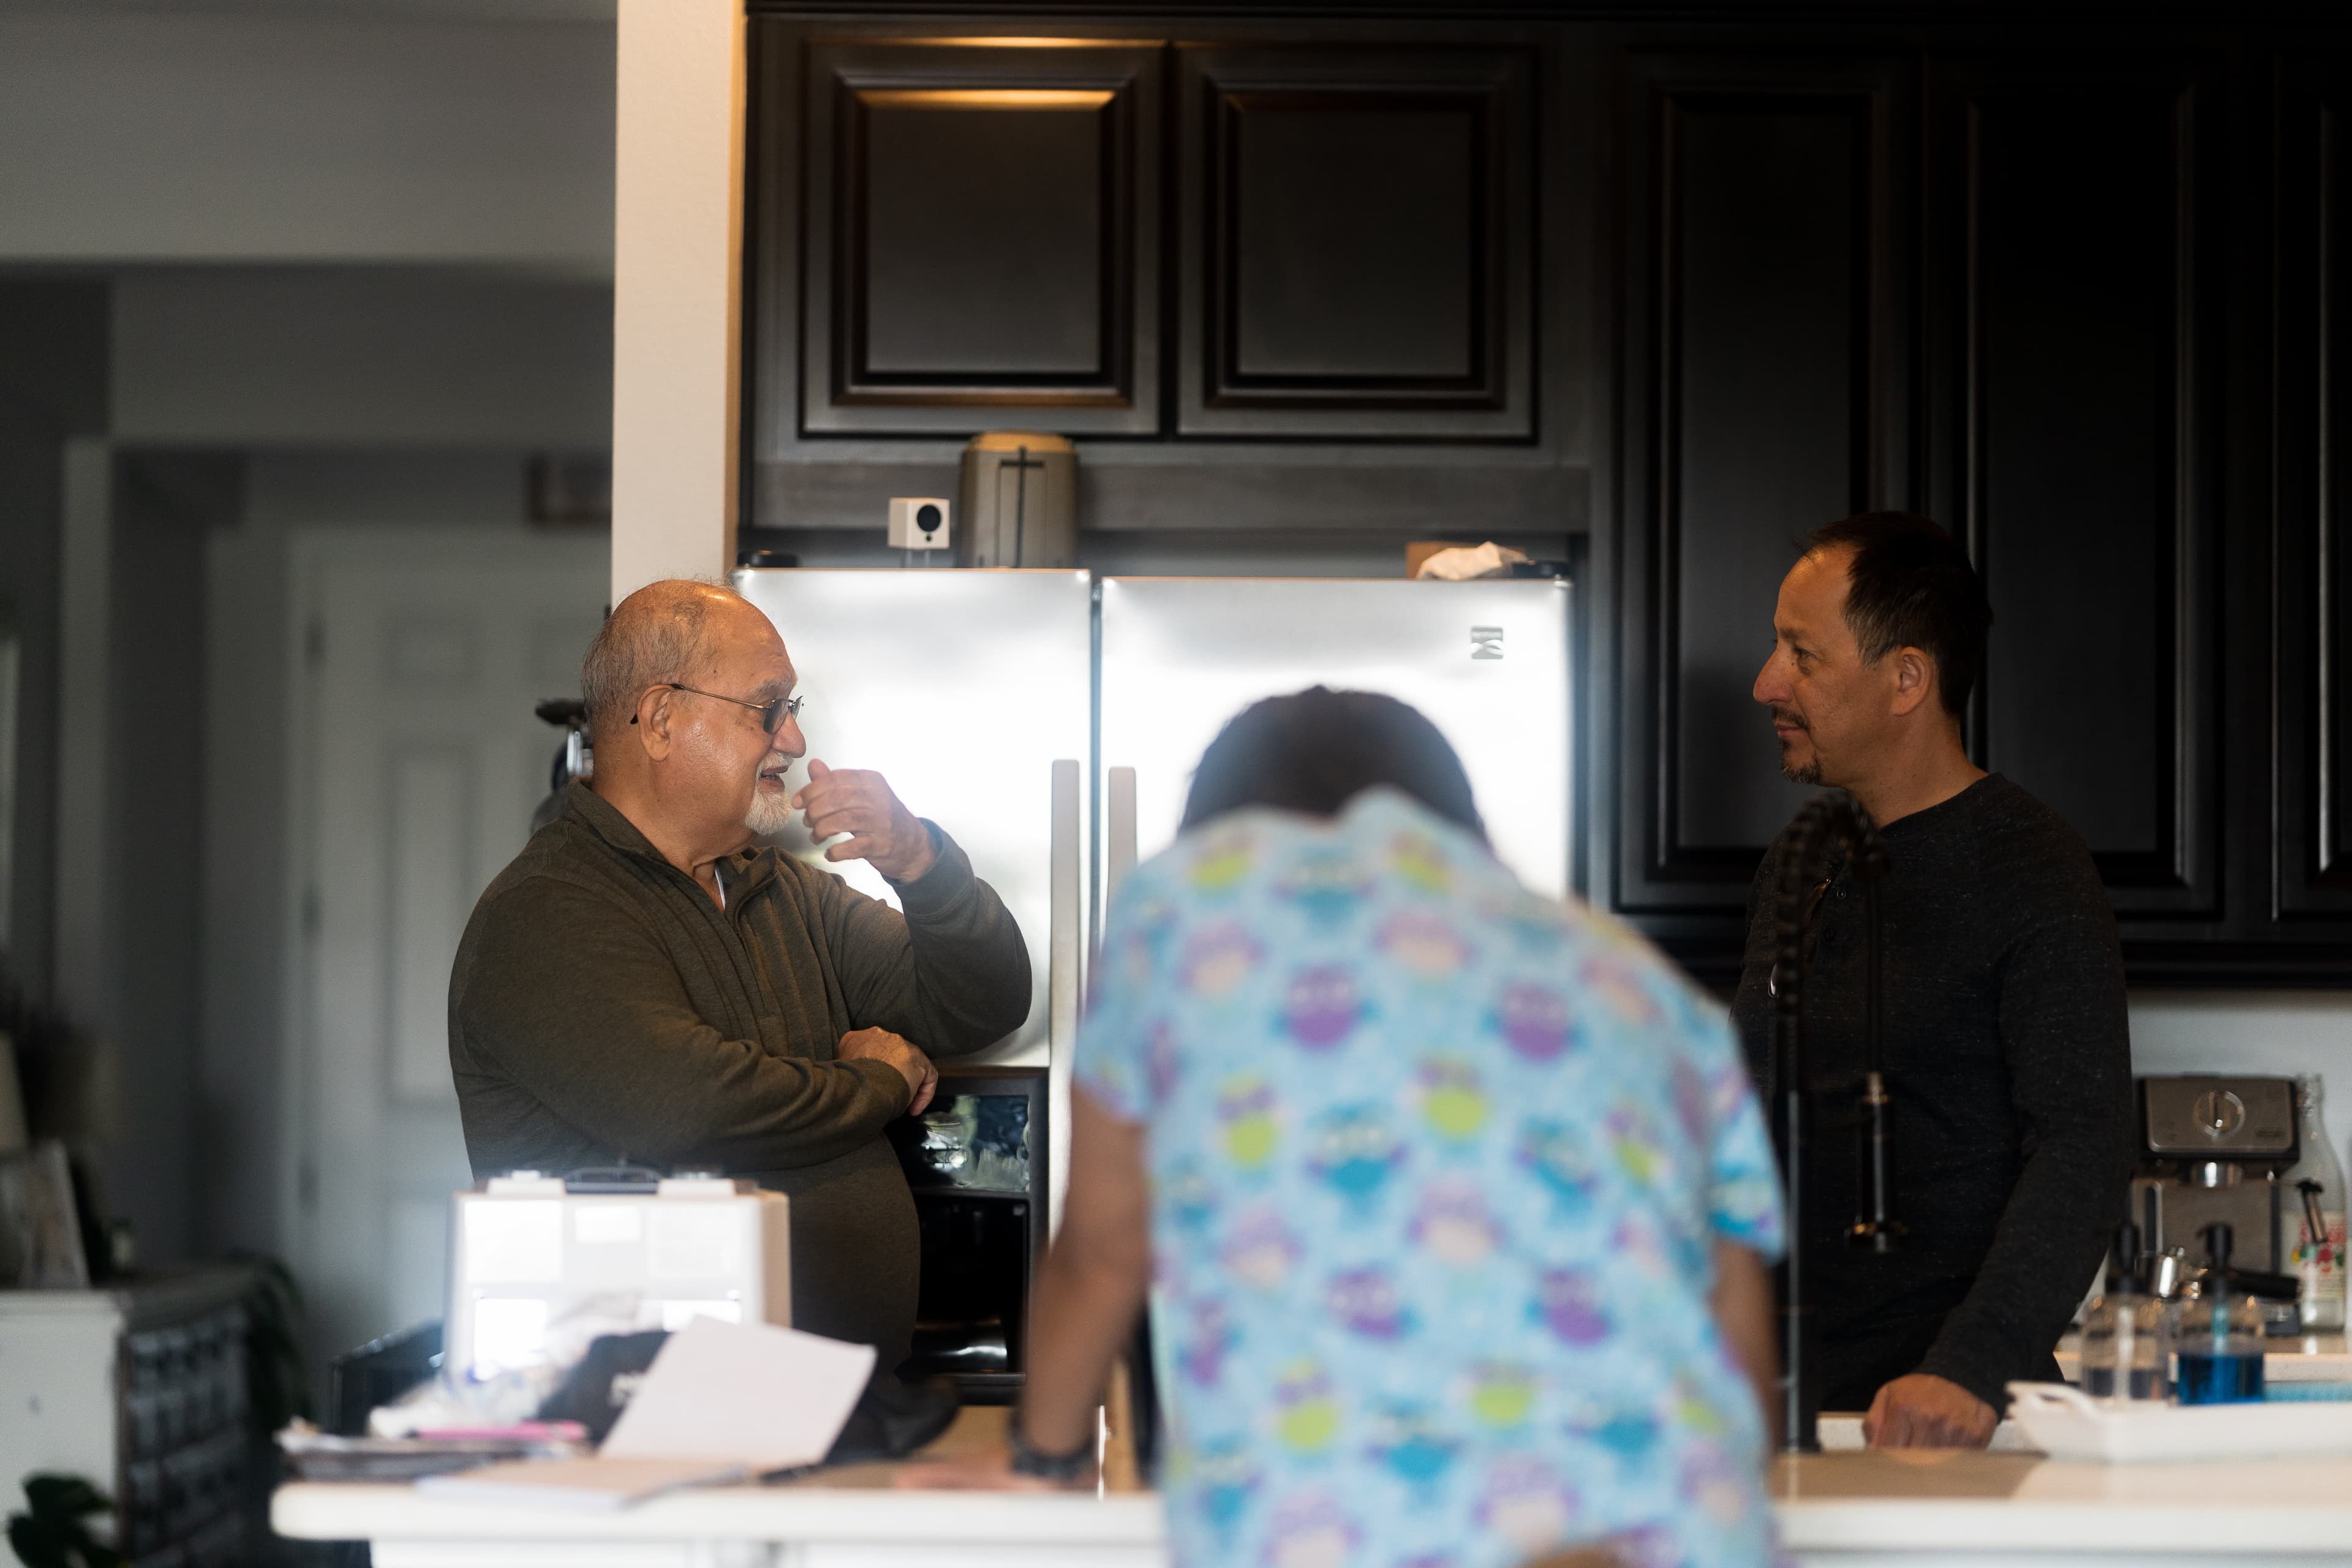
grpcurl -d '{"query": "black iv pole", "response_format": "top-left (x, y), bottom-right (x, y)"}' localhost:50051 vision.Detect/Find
top-left (1770, 788), bottom-right (1902, 1452)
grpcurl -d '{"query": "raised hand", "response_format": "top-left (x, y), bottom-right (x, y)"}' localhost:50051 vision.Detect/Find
top-left (789, 759), bottom-right (937, 883)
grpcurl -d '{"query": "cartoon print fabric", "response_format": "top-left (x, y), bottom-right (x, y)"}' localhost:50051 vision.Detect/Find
top-left (1077, 789), bottom-right (1785, 1568)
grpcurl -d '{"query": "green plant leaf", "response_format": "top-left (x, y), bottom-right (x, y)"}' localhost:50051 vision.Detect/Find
top-left (20, 1476), bottom-right (107, 1521)
top-left (8, 1512), bottom-right (72, 1568)
top-left (9, 1491), bottom-right (122, 1567)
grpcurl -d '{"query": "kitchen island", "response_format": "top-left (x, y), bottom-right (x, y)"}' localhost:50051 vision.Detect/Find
top-left (273, 1408), bottom-right (2352, 1567)
top-left (1775, 1449), bottom-right (2352, 1565)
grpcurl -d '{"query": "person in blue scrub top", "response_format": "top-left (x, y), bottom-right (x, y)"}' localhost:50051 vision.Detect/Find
top-left (917, 686), bottom-right (1787, 1568)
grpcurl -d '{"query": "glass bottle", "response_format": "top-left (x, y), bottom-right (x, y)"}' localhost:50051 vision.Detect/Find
top-left (2177, 1223), bottom-right (2267, 1404)
top-left (2177, 1288), bottom-right (2267, 1403)
top-left (2288, 1075), bottom-right (2348, 1333)
top-left (2079, 1225), bottom-right (2168, 1402)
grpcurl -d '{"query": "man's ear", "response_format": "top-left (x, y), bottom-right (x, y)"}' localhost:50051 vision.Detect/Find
top-left (1888, 647), bottom-right (1936, 718)
top-left (634, 687), bottom-right (677, 760)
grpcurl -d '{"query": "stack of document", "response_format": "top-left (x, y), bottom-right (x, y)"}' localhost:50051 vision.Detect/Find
top-left (417, 1319), bottom-right (875, 1510)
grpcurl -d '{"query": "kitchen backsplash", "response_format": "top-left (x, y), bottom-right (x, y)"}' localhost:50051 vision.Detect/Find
top-left (2131, 993), bottom-right (2352, 1130)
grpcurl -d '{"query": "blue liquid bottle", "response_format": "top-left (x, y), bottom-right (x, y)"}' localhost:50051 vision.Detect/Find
top-left (2177, 1341), bottom-right (2264, 1403)
top-left (2177, 1223), bottom-right (2266, 1406)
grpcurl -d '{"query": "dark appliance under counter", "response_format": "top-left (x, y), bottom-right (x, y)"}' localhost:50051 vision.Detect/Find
top-left (887, 1063), bottom-right (1049, 1403)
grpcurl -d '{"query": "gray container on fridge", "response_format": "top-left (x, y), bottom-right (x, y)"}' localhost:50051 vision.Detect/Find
top-left (957, 431), bottom-right (1076, 568)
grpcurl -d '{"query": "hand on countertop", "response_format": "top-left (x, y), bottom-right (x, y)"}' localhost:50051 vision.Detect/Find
top-left (1864, 1374), bottom-right (1997, 1449)
top-left (791, 760), bottom-right (937, 883)
top-left (839, 1027), bottom-right (938, 1115)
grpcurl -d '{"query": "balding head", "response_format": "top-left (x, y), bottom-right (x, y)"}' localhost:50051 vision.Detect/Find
top-left (581, 579), bottom-right (750, 740)
top-left (578, 578), bottom-right (805, 862)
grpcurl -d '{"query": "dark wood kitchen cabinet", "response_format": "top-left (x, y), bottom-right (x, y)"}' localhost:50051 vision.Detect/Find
top-left (2270, 53), bottom-right (2352, 937)
top-left (1920, 51), bottom-right (2227, 924)
top-left (744, 6), bottom-right (2352, 984)
top-left (1613, 36), bottom-right (2300, 981)
top-left (785, 37), bottom-right (1164, 436)
top-left (1613, 48), bottom-right (1917, 922)
top-left (755, 26), bottom-right (1550, 447)
top-left (1172, 43), bottom-right (1537, 440)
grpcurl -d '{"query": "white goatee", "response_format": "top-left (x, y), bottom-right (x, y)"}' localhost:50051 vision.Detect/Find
top-left (745, 759), bottom-right (796, 837)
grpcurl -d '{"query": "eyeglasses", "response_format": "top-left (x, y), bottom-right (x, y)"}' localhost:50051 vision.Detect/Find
top-left (633, 684), bottom-right (805, 735)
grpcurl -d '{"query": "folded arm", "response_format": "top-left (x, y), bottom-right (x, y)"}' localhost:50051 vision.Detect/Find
top-left (453, 878), bottom-right (913, 1171)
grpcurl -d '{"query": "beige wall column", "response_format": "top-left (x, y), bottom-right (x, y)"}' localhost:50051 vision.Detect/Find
top-left (610, 0), bottom-right (744, 603)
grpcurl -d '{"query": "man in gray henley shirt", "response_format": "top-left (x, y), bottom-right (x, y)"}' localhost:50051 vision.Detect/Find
top-left (448, 580), bottom-right (1031, 1371)
top-left (1732, 514), bottom-right (2133, 1449)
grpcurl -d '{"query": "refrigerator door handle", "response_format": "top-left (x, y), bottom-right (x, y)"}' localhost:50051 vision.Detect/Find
top-left (1106, 765), bottom-right (1138, 910)
top-left (1048, 758), bottom-right (1080, 1230)
top-left (1049, 758), bottom-right (1082, 1053)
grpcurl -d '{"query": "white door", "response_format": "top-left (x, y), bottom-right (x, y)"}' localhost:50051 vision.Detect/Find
top-left (289, 529), bottom-right (606, 1366)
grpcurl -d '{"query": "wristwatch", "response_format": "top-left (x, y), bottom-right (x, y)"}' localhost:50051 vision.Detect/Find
top-left (1008, 1412), bottom-right (1092, 1482)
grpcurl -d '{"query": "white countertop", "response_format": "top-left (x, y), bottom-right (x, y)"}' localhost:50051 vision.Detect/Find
top-left (273, 1408), bottom-right (1167, 1564)
top-left (273, 1394), bottom-right (2352, 1564)
top-left (276, 1455), bottom-right (2352, 1562)
top-left (271, 1476), bottom-right (1166, 1547)
top-left (1774, 1450), bottom-right (2352, 1556)
top-left (276, 1449), bottom-right (2352, 1564)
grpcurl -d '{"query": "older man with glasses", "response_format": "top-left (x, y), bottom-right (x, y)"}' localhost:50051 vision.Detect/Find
top-left (448, 578), bottom-right (1031, 1371)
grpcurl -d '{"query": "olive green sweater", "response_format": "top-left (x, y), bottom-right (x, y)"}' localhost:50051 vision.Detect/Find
top-left (448, 780), bottom-right (1031, 1370)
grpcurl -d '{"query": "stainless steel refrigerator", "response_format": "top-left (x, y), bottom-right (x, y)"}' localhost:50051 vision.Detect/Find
top-left (733, 568), bottom-right (1577, 1225)
top-left (732, 567), bottom-right (1093, 1215)
top-left (1097, 575), bottom-right (1574, 904)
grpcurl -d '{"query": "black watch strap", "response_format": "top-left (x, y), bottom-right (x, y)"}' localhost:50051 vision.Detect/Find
top-left (1008, 1413), bottom-right (1091, 1480)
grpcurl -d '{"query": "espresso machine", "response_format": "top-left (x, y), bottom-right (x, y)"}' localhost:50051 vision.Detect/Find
top-left (2134, 1075), bottom-right (2301, 1277)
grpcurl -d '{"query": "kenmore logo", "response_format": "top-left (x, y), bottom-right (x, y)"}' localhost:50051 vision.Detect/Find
top-left (1471, 625), bottom-right (1504, 660)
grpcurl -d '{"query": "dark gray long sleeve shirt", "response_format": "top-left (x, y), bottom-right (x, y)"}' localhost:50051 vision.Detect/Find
top-left (1730, 774), bottom-right (2135, 1413)
top-left (448, 780), bottom-right (1031, 1370)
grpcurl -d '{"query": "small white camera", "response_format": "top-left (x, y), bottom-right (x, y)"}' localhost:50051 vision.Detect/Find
top-left (887, 496), bottom-right (951, 551)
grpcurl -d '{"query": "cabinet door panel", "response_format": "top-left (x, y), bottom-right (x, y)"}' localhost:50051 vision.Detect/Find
top-left (795, 41), bottom-right (1161, 435)
top-left (2275, 54), bottom-right (2352, 921)
top-left (859, 97), bottom-right (1107, 379)
top-left (1177, 45), bottom-right (1534, 439)
top-left (1929, 56), bottom-right (2222, 916)
top-left (1616, 54), bottom-right (1911, 916)
top-left (1227, 100), bottom-right (1478, 381)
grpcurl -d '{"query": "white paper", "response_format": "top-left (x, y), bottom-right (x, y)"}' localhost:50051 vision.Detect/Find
top-left (598, 1317), bottom-right (875, 1470)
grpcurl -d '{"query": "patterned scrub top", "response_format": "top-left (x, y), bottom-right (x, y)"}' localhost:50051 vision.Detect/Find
top-left (1076, 790), bottom-right (1786, 1568)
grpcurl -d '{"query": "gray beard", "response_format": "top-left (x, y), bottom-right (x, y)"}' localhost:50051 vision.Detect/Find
top-left (1782, 753), bottom-right (1822, 786)
top-left (745, 783), bottom-right (796, 837)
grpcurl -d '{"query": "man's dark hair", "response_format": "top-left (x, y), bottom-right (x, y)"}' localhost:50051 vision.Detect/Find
top-left (1180, 686), bottom-right (1487, 843)
top-left (1804, 512), bottom-right (1993, 720)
